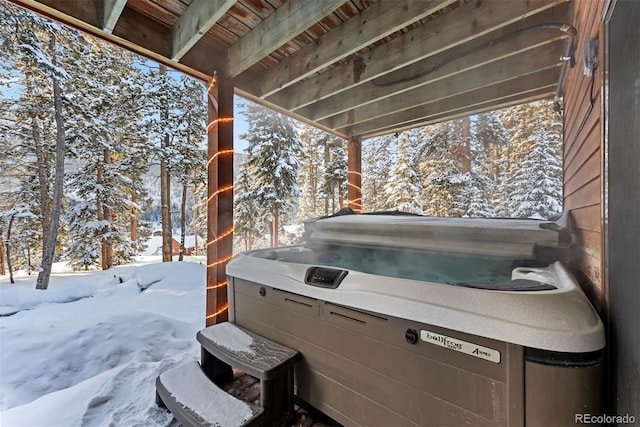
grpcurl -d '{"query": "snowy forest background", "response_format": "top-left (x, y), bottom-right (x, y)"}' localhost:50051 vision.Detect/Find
top-left (0, 3), bottom-right (562, 278)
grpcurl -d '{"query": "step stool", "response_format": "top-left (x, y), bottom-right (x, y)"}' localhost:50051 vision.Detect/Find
top-left (156, 361), bottom-right (264, 427)
top-left (156, 322), bottom-right (299, 426)
top-left (197, 322), bottom-right (299, 425)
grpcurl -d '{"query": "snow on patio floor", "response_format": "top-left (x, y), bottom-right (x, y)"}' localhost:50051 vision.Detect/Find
top-left (0, 257), bottom-right (206, 426)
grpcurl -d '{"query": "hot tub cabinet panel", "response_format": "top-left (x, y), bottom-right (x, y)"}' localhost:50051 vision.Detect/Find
top-left (229, 278), bottom-right (604, 426)
top-left (230, 278), bottom-right (527, 426)
top-left (524, 357), bottom-right (605, 427)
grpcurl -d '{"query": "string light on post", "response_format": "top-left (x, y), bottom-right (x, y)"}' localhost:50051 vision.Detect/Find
top-left (205, 303), bottom-right (229, 320)
top-left (347, 170), bottom-right (363, 212)
top-left (205, 70), bottom-right (234, 325)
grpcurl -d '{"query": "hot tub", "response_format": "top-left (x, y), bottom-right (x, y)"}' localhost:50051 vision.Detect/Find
top-left (226, 213), bottom-right (605, 426)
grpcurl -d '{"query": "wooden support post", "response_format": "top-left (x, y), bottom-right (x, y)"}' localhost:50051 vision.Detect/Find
top-left (205, 72), bottom-right (234, 326)
top-left (347, 136), bottom-right (362, 213)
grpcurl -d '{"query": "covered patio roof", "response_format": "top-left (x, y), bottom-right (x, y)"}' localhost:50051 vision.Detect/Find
top-left (9, 0), bottom-right (573, 139)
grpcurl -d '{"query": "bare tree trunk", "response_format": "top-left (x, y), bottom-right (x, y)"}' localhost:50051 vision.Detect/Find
top-left (179, 184), bottom-right (187, 261)
top-left (26, 245), bottom-right (31, 275)
top-left (0, 238), bottom-right (5, 275)
top-left (311, 163), bottom-right (317, 213)
top-left (192, 185), bottom-right (198, 256)
top-left (160, 158), bottom-right (172, 261)
top-left (28, 76), bottom-right (52, 246)
top-left (457, 116), bottom-right (472, 174)
top-left (159, 65), bottom-right (173, 262)
top-left (33, 117), bottom-right (51, 240)
top-left (6, 214), bottom-right (15, 284)
top-left (130, 193), bottom-right (137, 250)
top-left (96, 162), bottom-right (106, 269)
top-left (36, 35), bottom-right (65, 291)
top-left (101, 149), bottom-right (114, 270)
top-left (271, 204), bottom-right (279, 247)
top-left (331, 186), bottom-right (335, 213)
top-left (324, 142), bottom-right (330, 216)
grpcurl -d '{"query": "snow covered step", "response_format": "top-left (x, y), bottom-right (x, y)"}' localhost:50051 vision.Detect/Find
top-left (197, 322), bottom-right (299, 425)
top-left (197, 322), bottom-right (299, 380)
top-left (156, 361), bottom-right (264, 427)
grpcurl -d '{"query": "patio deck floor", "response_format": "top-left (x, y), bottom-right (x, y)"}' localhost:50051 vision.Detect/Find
top-left (222, 370), bottom-right (339, 427)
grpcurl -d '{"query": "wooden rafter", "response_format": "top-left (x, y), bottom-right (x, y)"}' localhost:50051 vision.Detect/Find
top-left (261, 0), bottom-right (568, 113)
top-left (325, 41), bottom-right (565, 130)
top-left (298, 3), bottom-right (570, 122)
top-left (346, 67), bottom-right (560, 138)
top-left (102, 0), bottom-right (126, 33)
top-left (171, 0), bottom-right (236, 60)
top-left (363, 88), bottom-right (556, 139)
top-left (238, 0), bottom-right (457, 98)
top-left (227, 0), bottom-right (347, 77)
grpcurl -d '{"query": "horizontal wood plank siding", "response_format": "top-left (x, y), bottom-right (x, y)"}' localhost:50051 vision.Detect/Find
top-left (561, 0), bottom-right (604, 308)
top-left (564, 147), bottom-right (600, 196)
top-left (564, 175), bottom-right (600, 208)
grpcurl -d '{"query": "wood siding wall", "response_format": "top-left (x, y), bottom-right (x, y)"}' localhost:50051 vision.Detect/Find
top-left (561, 0), bottom-right (604, 311)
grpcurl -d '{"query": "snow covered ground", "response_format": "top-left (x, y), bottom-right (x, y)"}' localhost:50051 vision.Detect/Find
top-left (0, 257), bottom-right (207, 426)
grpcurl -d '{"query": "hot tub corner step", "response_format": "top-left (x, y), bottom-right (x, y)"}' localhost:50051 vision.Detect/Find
top-left (156, 361), bottom-right (264, 427)
top-left (197, 322), bottom-right (299, 380)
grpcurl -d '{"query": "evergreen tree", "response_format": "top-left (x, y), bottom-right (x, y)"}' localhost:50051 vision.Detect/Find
top-left (297, 126), bottom-right (325, 220)
top-left (0, 3), bottom-right (58, 275)
top-left (510, 127), bottom-right (563, 218)
top-left (0, 4), bottom-right (78, 289)
top-left (171, 75), bottom-right (207, 260)
top-left (321, 136), bottom-right (347, 215)
top-left (233, 159), bottom-right (263, 251)
top-left (500, 100), bottom-right (563, 218)
top-left (383, 130), bottom-right (423, 214)
top-left (64, 38), bottom-right (149, 269)
top-left (65, 202), bottom-right (101, 270)
top-left (240, 103), bottom-right (301, 247)
top-left (473, 111), bottom-right (509, 183)
top-left (297, 125), bottom-right (347, 219)
top-left (142, 64), bottom-right (183, 261)
top-left (418, 121), bottom-right (471, 217)
top-left (464, 173), bottom-right (496, 218)
top-left (362, 135), bottom-right (395, 212)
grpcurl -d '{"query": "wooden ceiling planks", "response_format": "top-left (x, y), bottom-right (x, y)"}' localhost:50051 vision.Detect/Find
top-left (8, 0), bottom-right (573, 140)
top-left (126, 0), bottom-right (180, 26)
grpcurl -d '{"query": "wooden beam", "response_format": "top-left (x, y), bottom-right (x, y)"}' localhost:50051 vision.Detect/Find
top-left (8, 0), bottom-right (226, 83)
top-left (363, 89), bottom-right (556, 139)
top-left (205, 72), bottom-right (234, 326)
top-left (241, 0), bottom-right (456, 98)
top-left (111, 6), bottom-right (171, 57)
top-left (171, 0), bottom-right (235, 60)
top-left (263, 0), bottom-right (567, 111)
top-left (9, 0), bottom-right (102, 27)
top-left (102, 0), bottom-right (126, 33)
top-left (325, 41), bottom-right (564, 130)
top-left (233, 87), bottom-right (349, 140)
top-left (227, 0), bottom-right (347, 77)
top-left (345, 67), bottom-right (559, 138)
top-left (347, 137), bottom-right (362, 213)
top-left (299, 4), bottom-right (570, 121)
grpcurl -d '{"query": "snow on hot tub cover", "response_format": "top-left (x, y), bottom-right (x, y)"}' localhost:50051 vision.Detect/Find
top-left (303, 210), bottom-right (573, 259)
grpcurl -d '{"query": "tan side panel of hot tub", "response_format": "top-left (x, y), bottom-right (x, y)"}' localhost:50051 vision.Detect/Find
top-left (524, 360), bottom-right (605, 427)
top-left (232, 279), bottom-right (525, 426)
